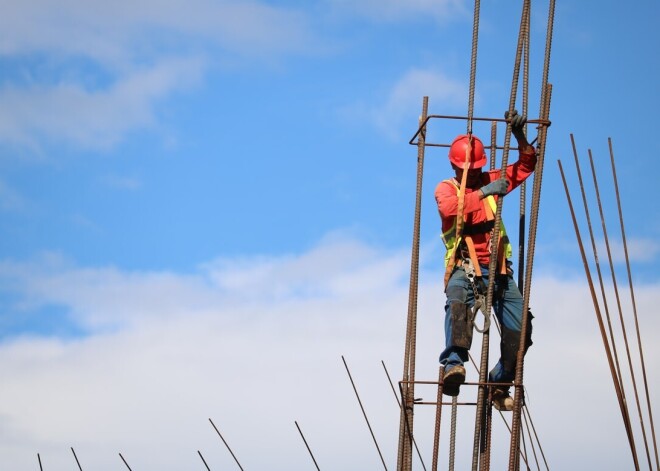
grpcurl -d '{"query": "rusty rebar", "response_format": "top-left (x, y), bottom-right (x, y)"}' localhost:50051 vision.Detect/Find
top-left (382, 361), bottom-right (426, 470)
top-left (473, 1), bottom-right (531, 467)
top-left (557, 159), bottom-right (640, 470)
top-left (209, 418), bottom-right (245, 471)
top-left (609, 137), bottom-right (660, 468)
top-left (71, 447), bottom-right (83, 471)
top-left (343, 356), bottom-right (388, 470)
top-left (588, 148), bottom-right (652, 468)
top-left (295, 421), bottom-right (321, 471)
top-left (466, 0), bottom-right (481, 134)
top-left (198, 451), bottom-right (211, 471)
top-left (449, 397), bottom-right (458, 471)
top-left (432, 366), bottom-right (444, 471)
top-left (397, 96), bottom-right (428, 471)
top-left (119, 453), bottom-right (133, 471)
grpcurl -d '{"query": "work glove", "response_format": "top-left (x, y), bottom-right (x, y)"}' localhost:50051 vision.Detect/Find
top-left (505, 109), bottom-right (527, 140)
top-left (480, 178), bottom-right (508, 197)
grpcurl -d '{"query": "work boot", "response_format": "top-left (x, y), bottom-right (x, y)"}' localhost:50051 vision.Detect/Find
top-left (442, 365), bottom-right (466, 397)
top-left (491, 387), bottom-right (514, 411)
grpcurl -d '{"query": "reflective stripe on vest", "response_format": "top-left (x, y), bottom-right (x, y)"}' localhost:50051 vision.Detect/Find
top-left (441, 179), bottom-right (513, 267)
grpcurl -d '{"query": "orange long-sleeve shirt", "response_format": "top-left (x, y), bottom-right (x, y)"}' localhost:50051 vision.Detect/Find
top-left (435, 149), bottom-right (537, 265)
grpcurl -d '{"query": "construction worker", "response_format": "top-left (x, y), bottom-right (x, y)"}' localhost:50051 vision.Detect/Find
top-left (434, 110), bottom-right (535, 410)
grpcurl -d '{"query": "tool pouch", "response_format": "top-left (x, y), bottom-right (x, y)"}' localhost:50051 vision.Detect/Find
top-left (449, 301), bottom-right (475, 349)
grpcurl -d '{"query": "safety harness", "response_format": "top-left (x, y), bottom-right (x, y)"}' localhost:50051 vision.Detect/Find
top-left (442, 178), bottom-right (513, 332)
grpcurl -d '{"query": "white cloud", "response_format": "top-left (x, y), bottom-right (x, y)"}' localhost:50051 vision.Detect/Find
top-left (0, 237), bottom-right (657, 469)
top-left (343, 68), bottom-right (468, 140)
top-left (327, 0), bottom-right (469, 23)
top-left (0, 0), bottom-right (317, 66)
top-left (0, 0), bottom-right (319, 150)
top-left (0, 57), bottom-right (204, 150)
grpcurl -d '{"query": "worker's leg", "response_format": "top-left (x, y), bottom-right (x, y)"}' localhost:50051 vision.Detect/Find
top-left (489, 270), bottom-right (533, 384)
top-left (439, 266), bottom-right (476, 371)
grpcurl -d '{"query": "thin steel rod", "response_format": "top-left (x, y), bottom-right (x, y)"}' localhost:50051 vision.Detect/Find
top-left (295, 421), bottom-right (321, 471)
top-left (209, 418), bottom-right (245, 471)
top-left (343, 356), bottom-right (388, 470)
top-left (588, 148), bottom-right (652, 468)
top-left (473, 1), bottom-right (530, 467)
top-left (409, 115), bottom-right (550, 146)
top-left (522, 408), bottom-right (540, 470)
top-left (382, 362), bottom-right (426, 470)
top-left (466, 0), bottom-right (481, 134)
top-left (71, 447), bottom-right (83, 471)
top-left (609, 137), bottom-right (660, 468)
top-left (397, 96), bottom-right (428, 471)
top-left (38, 453), bottom-right (43, 471)
top-left (570, 135), bottom-right (633, 448)
top-left (522, 403), bottom-right (550, 470)
top-left (198, 451), bottom-right (212, 471)
top-left (509, 0), bottom-right (557, 462)
top-left (119, 453), bottom-right (133, 471)
top-left (557, 159), bottom-right (640, 470)
top-left (569, 136), bottom-right (627, 391)
top-left (448, 397), bottom-right (458, 471)
top-left (432, 366), bottom-right (444, 471)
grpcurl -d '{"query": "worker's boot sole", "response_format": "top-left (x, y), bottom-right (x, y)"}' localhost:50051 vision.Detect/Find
top-left (442, 366), bottom-right (466, 397)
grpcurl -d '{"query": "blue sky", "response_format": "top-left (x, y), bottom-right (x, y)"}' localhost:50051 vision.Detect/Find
top-left (0, 0), bottom-right (658, 469)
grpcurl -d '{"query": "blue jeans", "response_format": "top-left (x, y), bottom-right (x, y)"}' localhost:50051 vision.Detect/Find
top-left (440, 263), bottom-right (525, 383)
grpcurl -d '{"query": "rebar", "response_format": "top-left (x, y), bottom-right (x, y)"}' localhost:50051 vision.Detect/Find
top-left (609, 138), bottom-right (660, 468)
top-left (37, 453), bottom-right (43, 471)
top-left (432, 366), bottom-right (444, 471)
top-left (557, 159), bottom-right (640, 470)
top-left (295, 421), bottom-right (321, 471)
top-left (397, 96), bottom-right (428, 471)
top-left (119, 453), bottom-right (133, 471)
top-left (588, 148), bottom-right (651, 467)
top-left (449, 397), bottom-right (458, 471)
top-left (209, 418), bottom-right (245, 471)
top-left (343, 356), bottom-right (388, 470)
top-left (473, 1), bottom-right (531, 467)
top-left (71, 447), bottom-right (83, 471)
top-left (466, 0), bottom-right (481, 134)
top-left (198, 450), bottom-right (211, 471)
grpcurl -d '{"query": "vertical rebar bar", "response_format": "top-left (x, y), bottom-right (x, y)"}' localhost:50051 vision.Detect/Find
top-left (397, 95), bottom-right (428, 471)
top-left (37, 453), bottom-right (43, 471)
top-left (449, 397), bottom-right (458, 471)
top-left (466, 0), bottom-right (481, 134)
top-left (474, 2), bottom-right (530, 468)
top-left (432, 366), bottom-right (445, 471)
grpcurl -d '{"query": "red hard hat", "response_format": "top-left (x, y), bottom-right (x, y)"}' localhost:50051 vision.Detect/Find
top-left (448, 134), bottom-right (487, 169)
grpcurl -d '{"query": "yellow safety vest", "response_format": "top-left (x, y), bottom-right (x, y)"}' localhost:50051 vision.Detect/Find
top-left (441, 179), bottom-right (512, 271)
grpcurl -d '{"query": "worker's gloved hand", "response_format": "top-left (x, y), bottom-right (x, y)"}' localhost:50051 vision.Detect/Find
top-left (505, 109), bottom-right (527, 140)
top-left (480, 178), bottom-right (508, 197)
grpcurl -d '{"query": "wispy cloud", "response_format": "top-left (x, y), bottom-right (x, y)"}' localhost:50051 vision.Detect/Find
top-left (327, 0), bottom-right (468, 23)
top-left (342, 68), bottom-right (467, 139)
top-left (0, 179), bottom-right (27, 211)
top-left (0, 1), bottom-right (320, 150)
top-left (0, 57), bottom-right (205, 150)
top-left (0, 236), bottom-right (657, 469)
